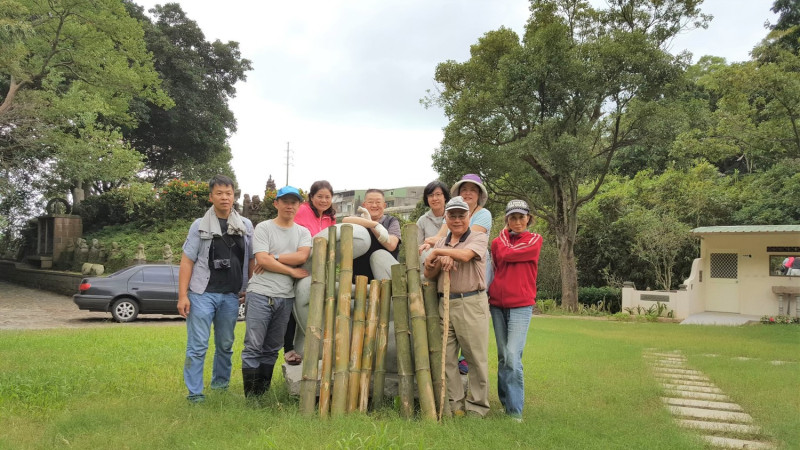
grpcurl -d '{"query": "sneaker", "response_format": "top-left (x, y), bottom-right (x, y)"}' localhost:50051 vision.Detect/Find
top-left (187, 394), bottom-right (205, 404)
top-left (458, 358), bottom-right (469, 375)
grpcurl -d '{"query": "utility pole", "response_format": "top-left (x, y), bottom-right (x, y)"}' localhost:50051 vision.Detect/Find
top-left (285, 142), bottom-right (290, 186)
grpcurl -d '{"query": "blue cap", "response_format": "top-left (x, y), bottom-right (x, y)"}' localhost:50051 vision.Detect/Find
top-left (276, 186), bottom-right (303, 201)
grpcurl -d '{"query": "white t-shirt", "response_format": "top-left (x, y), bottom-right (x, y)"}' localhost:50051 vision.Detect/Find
top-left (247, 220), bottom-right (312, 298)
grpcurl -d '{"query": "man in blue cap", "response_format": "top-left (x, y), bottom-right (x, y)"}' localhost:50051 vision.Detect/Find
top-left (241, 186), bottom-right (312, 397)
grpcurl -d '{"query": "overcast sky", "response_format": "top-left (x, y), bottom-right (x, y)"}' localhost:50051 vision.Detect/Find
top-left (135, 0), bottom-right (777, 197)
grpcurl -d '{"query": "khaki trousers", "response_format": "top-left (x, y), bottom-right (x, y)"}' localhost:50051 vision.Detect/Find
top-left (440, 290), bottom-right (490, 416)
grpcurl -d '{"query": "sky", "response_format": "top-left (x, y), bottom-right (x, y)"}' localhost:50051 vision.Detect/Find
top-left (135, 0), bottom-right (778, 197)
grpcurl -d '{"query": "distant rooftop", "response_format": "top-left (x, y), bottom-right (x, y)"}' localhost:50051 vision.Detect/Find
top-left (692, 225), bottom-right (800, 235)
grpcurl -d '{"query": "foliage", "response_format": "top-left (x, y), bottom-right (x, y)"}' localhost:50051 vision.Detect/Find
top-left (577, 287), bottom-right (622, 314)
top-left (82, 219), bottom-right (193, 270)
top-left (536, 298), bottom-right (557, 314)
top-left (0, 0), bottom-right (171, 239)
top-left (760, 314), bottom-right (800, 324)
top-left (78, 183), bottom-right (158, 232)
top-left (124, 3), bottom-right (251, 185)
top-left (426, 0), bottom-right (707, 310)
top-left (155, 179), bottom-right (211, 221)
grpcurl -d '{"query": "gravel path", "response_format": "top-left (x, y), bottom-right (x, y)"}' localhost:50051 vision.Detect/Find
top-left (0, 281), bottom-right (185, 330)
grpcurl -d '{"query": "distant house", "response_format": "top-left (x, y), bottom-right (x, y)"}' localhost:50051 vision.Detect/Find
top-left (333, 186), bottom-right (424, 221)
top-left (623, 225), bottom-right (800, 323)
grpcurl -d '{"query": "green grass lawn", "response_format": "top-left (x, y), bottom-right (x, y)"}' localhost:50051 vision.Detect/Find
top-left (0, 317), bottom-right (797, 449)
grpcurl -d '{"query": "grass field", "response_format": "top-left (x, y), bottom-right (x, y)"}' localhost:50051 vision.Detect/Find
top-left (0, 317), bottom-right (797, 449)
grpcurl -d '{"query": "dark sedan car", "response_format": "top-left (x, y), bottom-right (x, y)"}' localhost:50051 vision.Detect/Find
top-left (73, 264), bottom-right (246, 322)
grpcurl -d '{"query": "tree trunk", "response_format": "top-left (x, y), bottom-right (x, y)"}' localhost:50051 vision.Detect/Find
top-left (553, 186), bottom-right (579, 311)
top-left (391, 263), bottom-right (414, 419)
top-left (346, 276), bottom-right (368, 413)
top-left (299, 237), bottom-right (328, 415)
top-left (371, 279), bottom-right (391, 409)
top-left (318, 227), bottom-right (337, 418)
top-left (331, 225), bottom-right (353, 416)
top-left (403, 224), bottom-right (437, 420)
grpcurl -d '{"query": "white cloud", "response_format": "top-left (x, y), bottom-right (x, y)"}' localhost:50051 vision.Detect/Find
top-left (136, 0), bottom-right (776, 196)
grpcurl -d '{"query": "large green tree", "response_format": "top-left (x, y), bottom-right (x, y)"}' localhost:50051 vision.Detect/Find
top-left (0, 0), bottom-right (170, 238)
top-left (427, 0), bottom-right (707, 310)
top-left (124, 2), bottom-right (252, 185)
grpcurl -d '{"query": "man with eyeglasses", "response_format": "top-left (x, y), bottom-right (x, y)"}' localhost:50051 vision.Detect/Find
top-left (423, 196), bottom-right (490, 418)
top-left (343, 188), bottom-right (401, 281)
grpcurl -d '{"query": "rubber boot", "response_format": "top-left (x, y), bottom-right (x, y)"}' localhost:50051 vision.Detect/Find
top-left (258, 363), bottom-right (275, 392)
top-left (242, 367), bottom-right (264, 398)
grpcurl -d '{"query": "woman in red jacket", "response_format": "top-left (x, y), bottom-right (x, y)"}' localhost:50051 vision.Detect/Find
top-left (488, 199), bottom-right (542, 421)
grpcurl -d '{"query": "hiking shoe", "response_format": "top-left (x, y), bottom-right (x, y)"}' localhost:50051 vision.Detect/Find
top-left (458, 359), bottom-right (468, 375)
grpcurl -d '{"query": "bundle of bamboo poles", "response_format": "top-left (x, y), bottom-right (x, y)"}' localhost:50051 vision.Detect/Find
top-left (297, 223), bottom-right (446, 420)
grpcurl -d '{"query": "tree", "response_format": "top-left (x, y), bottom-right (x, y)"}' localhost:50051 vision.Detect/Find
top-left (0, 0), bottom-right (170, 235)
top-left (427, 0), bottom-right (707, 310)
top-left (124, 2), bottom-right (252, 185)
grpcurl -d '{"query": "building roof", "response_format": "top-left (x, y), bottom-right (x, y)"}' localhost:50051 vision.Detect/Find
top-left (692, 225), bottom-right (800, 235)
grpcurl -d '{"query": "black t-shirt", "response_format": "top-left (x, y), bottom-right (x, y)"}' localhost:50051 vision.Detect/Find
top-left (206, 218), bottom-right (245, 294)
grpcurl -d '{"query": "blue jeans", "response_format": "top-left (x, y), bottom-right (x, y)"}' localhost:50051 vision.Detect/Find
top-left (490, 305), bottom-right (532, 416)
top-left (184, 291), bottom-right (239, 401)
top-left (241, 293), bottom-right (294, 369)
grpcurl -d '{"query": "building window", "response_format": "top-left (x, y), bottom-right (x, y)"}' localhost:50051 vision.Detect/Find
top-left (709, 253), bottom-right (738, 279)
top-left (770, 255), bottom-right (799, 277)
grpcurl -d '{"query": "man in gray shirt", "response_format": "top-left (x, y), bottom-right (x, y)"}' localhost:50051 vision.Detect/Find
top-left (241, 186), bottom-right (312, 397)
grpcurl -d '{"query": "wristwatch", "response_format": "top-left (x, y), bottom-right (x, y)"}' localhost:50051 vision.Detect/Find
top-left (274, 254), bottom-right (280, 261)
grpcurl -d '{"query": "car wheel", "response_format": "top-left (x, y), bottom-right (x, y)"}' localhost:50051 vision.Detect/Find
top-left (238, 302), bottom-right (246, 321)
top-left (111, 298), bottom-right (139, 323)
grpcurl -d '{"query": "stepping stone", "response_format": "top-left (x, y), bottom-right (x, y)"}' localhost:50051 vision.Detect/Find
top-left (667, 406), bottom-right (753, 422)
top-left (647, 352), bottom-right (684, 358)
top-left (701, 435), bottom-right (773, 449)
top-left (656, 378), bottom-right (716, 387)
top-left (769, 361), bottom-right (789, 366)
top-left (653, 367), bottom-right (703, 375)
top-left (733, 357), bottom-right (753, 361)
top-left (653, 373), bottom-right (710, 382)
top-left (678, 419), bottom-right (760, 434)
top-left (663, 389), bottom-right (730, 402)
top-left (662, 397), bottom-right (743, 411)
top-left (661, 383), bottom-right (723, 394)
top-left (652, 360), bottom-right (687, 367)
top-left (702, 353), bottom-right (719, 357)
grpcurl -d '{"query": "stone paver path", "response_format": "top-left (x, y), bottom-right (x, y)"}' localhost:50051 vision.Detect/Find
top-left (644, 349), bottom-right (775, 449)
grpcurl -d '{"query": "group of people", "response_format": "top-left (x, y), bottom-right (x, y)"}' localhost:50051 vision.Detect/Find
top-left (176, 173), bottom-right (542, 422)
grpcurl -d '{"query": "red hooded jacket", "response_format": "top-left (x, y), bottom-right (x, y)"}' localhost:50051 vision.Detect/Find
top-left (488, 228), bottom-right (542, 309)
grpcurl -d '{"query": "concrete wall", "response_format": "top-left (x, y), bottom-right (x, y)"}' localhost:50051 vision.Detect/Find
top-left (0, 261), bottom-right (83, 296)
top-left (698, 232), bottom-right (800, 317)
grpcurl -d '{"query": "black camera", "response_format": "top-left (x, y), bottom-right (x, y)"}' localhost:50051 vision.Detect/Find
top-left (213, 258), bottom-right (231, 270)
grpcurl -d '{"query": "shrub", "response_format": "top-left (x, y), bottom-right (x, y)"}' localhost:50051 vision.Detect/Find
top-left (578, 286), bottom-right (622, 313)
top-left (155, 179), bottom-right (211, 221)
top-left (537, 299), bottom-right (558, 314)
top-left (760, 315), bottom-right (800, 325)
top-left (79, 183), bottom-right (157, 231)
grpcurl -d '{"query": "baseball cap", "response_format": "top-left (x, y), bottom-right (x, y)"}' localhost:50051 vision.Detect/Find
top-left (445, 196), bottom-right (469, 212)
top-left (276, 186), bottom-right (303, 201)
top-left (505, 199), bottom-right (530, 217)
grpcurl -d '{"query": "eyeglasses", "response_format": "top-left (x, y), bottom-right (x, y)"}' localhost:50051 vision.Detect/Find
top-left (446, 213), bottom-right (467, 220)
top-left (427, 192), bottom-right (444, 198)
top-left (364, 201), bottom-right (383, 206)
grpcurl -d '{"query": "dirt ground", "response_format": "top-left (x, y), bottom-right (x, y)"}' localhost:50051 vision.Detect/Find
top-left (0, 281), bottom-right (185, 330)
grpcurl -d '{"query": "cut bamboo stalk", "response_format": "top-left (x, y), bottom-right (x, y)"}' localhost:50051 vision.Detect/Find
top-left (372, 279), bottom-right (391, 409)
top-left (299, 236), bottom-right (328, 415)
top-left (331, 224), bottom-right (353, 417)
top-left (439, 271), bottom-right (451, 421)
top-left (358, 279), bottom-right (381, 412)
top-left (403, 224), bottom-right (437, 420)
top-left (391, 263), bottom-right (414, 419)
top-left (423, 278), bottom-right (449, 420)
top-left (346, 275), bottom-right (368, 413)
top-left (318, 226), bottom-right (337, 418)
